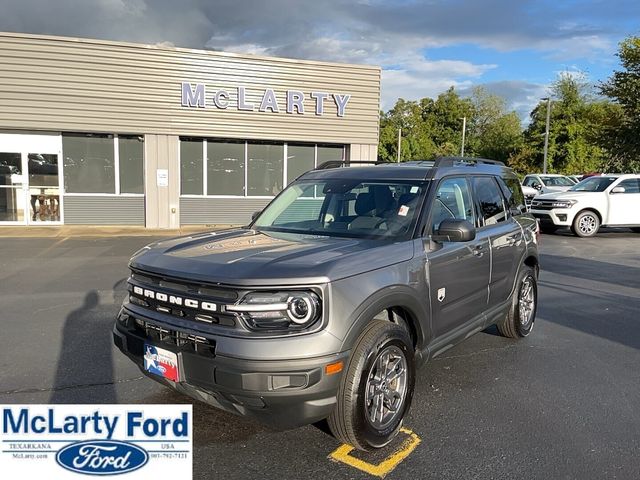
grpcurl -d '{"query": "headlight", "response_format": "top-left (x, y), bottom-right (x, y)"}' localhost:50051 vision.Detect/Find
top-left (226, 291), bottom-right (321, 331)
top-left (552, 200), bottom-right (577, 208)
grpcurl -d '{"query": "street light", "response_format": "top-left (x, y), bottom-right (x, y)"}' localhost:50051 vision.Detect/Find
top-left (460, 116), bottom-right (467, 157)
top-left (541, 97), bottom-right (551, 174)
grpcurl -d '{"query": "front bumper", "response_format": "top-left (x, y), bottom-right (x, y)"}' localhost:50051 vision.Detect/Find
top-left (113, 311), bottom-right (348, 430)
top-left (530, 208), bottom-right (574, 226)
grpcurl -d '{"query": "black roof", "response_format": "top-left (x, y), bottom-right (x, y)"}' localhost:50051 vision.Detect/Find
top-left (300, 157), bottom-right (514, 182)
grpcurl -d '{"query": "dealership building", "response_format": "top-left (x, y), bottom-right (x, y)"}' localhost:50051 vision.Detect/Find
top-left (0, 32), bottom-right (380, 228)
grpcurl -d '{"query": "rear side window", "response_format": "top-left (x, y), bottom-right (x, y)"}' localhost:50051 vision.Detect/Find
top-left (498, 177), bottom-right (526, 214)
top-left (472, 176), bottom-right (507, 226)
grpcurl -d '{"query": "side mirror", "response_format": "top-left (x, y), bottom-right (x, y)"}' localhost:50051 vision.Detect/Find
top-left (533, 183), bottom-right (542, 190)
top-left (433, 218), bottom-right (476, 243)
top-left (611, 186), bottom-right (626, 194)
top-left (251, 211), bottom-right (261, 222)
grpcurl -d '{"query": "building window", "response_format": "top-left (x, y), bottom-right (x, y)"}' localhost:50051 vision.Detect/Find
top-left (63, 133), bottom-right (144, 195)
top-left (179, 138), bottom-right (345, 197)
top-left (119, 136), bottom-right (144, 194)
top-left (317, 144), bottom-right (345, 166)
top-left (287, 144), bottom-right (315, 185)
top-left (248, 142), bottom-right (284, 196)
top-left (63, 134), bottom-right (115, 194)
top-left (180, 138), bottom-right (203, 195)
top-left (207, 140), bottom-right (244, 196)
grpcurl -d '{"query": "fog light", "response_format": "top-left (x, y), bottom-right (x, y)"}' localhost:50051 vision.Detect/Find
top-left (557, 214), bottom-right (567, 221)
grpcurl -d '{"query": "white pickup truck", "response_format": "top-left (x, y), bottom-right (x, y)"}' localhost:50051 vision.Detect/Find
top-left (530, 174), bottom-right (640, 237)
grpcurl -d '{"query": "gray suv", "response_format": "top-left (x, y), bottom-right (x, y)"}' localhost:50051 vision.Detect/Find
top-left (113, 157), bottom-right (539, 450)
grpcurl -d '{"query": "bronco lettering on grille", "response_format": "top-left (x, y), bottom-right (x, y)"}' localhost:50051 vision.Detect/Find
top-left (132, 286), bottom-right (217, 312)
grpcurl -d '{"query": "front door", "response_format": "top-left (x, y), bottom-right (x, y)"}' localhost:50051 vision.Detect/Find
top-left (0, 133), bottom-right (63, 225)
top-left (607, 178), bottom-right (640, 225)
top-left (426, 176), bottom-right (490, 338)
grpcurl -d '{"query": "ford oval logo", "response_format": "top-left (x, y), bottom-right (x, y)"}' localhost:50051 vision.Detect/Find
top-left (56, 440), bottom-right (149, 475)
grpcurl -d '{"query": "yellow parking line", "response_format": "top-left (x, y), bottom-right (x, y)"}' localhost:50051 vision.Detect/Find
top-left (329, 427), bottom-right (421, 478)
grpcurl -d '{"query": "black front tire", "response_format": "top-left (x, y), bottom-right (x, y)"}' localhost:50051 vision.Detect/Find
top-left (539, 224), bottom-right (558, 234)
top-left (328, 320), bottom-right (415, 451)
top-left (631, 227), bottom-right (640, 233)
top-left (498, 266), bottom-right (538, 338)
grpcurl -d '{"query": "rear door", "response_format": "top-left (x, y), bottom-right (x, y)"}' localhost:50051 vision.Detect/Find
top-left (426, 176), bottom-right (490, 338)
top-left (471, 176), bottom-right (523, 306)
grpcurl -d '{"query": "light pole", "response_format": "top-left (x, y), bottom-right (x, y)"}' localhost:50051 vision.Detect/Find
top-left (460, 116), bottom-right (466, 157)
top-left (542, 97), bottom-right (551, 174)
top-left (397, 127), bottom-right (401, 163)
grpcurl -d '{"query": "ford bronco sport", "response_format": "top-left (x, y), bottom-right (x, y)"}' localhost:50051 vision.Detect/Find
top-left (113, 157), bottom-right (540, 450)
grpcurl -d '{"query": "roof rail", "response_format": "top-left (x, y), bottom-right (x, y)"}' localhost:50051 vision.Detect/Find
top-left (433, 156), bottom-right (505, 167)
top-left (315, 160), bottom-right (381, 170)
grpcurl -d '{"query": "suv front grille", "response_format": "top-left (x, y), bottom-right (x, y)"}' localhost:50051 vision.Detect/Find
top-left (132, 318), bottom-right (216, 357)
top-left (530, 200), bottom-right (556, 210)
top-left (127, 269), bottom-right (239, 330)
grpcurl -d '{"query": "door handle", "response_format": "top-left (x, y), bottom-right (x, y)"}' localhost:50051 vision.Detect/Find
top-left (506, 233), bottom-right (522, 246)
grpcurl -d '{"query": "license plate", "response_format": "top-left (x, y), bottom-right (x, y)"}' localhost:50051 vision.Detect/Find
top-left (144, 344), bottom-right (179, 382)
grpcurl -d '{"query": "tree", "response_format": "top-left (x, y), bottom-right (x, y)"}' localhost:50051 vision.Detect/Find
top-left (523, 72), bottom-right (604, 174)
top-left (598, 36), bottom-right (640, 172)
top-left (467, 87), bottom-right (523, 163)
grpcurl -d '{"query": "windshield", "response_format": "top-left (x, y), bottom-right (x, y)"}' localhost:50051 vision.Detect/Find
top-left (540, 176), bottom-right (574, 186)
top-left (253, 179), bottom-right (427, 240)
top-left (570, 176), bottom-right (618, 192)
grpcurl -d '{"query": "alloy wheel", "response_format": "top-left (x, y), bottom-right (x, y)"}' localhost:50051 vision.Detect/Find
top-left (364, 345), bottom-right (408, 430)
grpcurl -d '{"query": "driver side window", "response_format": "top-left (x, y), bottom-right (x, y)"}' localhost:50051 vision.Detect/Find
top-left (430, 177), bottom-right (475, 233)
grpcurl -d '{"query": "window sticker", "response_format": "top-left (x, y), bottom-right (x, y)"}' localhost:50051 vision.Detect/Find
top-left (398, 205), bottom-right (410, 216)
top-left (410, 186), bottom-right (419, 193)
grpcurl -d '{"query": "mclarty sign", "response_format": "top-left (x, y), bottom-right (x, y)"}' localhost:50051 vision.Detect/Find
top-left (1, 404), bottom-right (192, 479)
top-left (181, 82), bottom-right (352, 117)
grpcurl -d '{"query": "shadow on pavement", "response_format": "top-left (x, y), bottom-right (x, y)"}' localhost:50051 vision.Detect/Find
top-left (49, 279), bottom-right (128, 403)
top-left (540, 253), bottom-right (640, 289)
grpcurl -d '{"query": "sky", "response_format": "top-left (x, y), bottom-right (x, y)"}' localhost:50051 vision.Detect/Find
top-left (0, 0), bottom-right (638, 119)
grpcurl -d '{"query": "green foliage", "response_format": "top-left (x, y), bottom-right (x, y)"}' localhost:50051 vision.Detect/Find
top-left (598, 36), bottom-right (640, 172)
top-left (378, 36), bottom-right (640, 174)
top-left (523, 73), bottom-right (604, 174)
top-left (377, 87), bottom-right (522, 166)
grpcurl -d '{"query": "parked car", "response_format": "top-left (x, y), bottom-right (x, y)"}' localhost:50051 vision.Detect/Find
top-left (523, 174), bottom-right (575, 194)
top-left (567, 175), bottom-right (582, 184)
top-left (530, 174), bottom-right (640, 237)
top-left (113, 157), bottom-right (540, 450)
top-left (521, 184), bottom-right (538, 209)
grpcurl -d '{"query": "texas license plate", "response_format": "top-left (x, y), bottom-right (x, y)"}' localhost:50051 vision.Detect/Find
top-left (144, 344), bottom-right (180, 382)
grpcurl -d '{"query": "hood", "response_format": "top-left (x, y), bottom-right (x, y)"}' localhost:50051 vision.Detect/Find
top-left (130, 228), bottom-right (414, 286)
top-left (541, 185), bottom-right (572, 194)
top-left (536, 191), bottom-right (595, 200)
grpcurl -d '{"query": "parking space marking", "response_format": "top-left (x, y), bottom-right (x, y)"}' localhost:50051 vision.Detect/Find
top-left (328, 427), bottom-right (421, 478)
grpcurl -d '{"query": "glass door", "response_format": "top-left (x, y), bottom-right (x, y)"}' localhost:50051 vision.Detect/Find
top-left (0, 133), bottom-right (63, 225)
top-left (26, 152), bottom-right (61, 223)
top-left (0, 152), bottom-right (25, 222)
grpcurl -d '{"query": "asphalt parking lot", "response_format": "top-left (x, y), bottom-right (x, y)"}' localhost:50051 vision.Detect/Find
top-left (1, 228), bottom-right (639, 479)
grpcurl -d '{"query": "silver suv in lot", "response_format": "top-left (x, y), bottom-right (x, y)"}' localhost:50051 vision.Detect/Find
top-left (113, 158), bottom-right (540, 450)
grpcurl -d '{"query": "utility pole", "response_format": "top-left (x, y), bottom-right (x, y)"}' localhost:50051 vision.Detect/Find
top-left (460, 117), bottom-right (467, 157)
top-left (397, 128), bottom-right (401, 163)
top-left (542, 97), bottom-right (551, 174)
